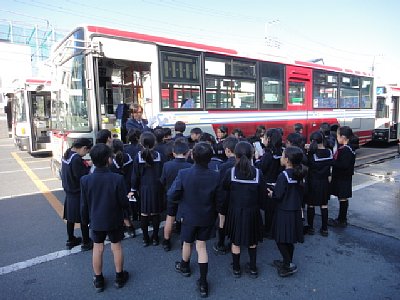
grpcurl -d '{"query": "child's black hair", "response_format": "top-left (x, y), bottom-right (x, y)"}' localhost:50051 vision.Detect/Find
top-left (90, 143), bottom-right (112, 168)
top-left (153, 128), bottom-right (165, 144)
top-left (112, 139), bottom-right (125, 170)
top-left (338, 126), bottom-right (354, 140)
top-left (223, 136), bottom-right (239, 152)
top-left (163, 127), bottom-right (172, 138)
top-left (173, 138), bottom-right (189, 155)
top-left (234, 141), bottom-right (254, 179)
top-left (190, 127), bottom-right (203, 135)
top-left (199, 132), bottom-right (217, 145)
top-left (96, 129), bottom-right (112, 144)
top-left (265, 128), bottom-right (283, 155)
top-left (284, 146), bottom-right (307, 181)
top-left (232, 128), bottom-right (244, 138)
top-left (192, 142), bottom-right (213, 167)
top-left (174, 121), bottom-right (186, 133)
top-left (218, 125), bottom-right (228, 136)
top-left (286, 132), bottom-right (303, 148)
top-left (255, 125), bottom-right (266, 138)
top-left (126, 128), bottom-right (141, 145)
top-left (294, 123), bottom-right (303, 133)
top-left (140, 131), bottom-right (156, 166)
top-left (63, 138), bottom-right (92, 159)
top-left (319, 122), bottom-right (330, 136)
top-left (308, 131), bottom-right (324, 154)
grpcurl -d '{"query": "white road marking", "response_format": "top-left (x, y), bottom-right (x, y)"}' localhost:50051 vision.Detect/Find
top-left (0, 188), bottom-right (64, 201)
top-left (0, 222), bottom-right (166, 276)
top-left (352, 179), bottom-right (383, 192)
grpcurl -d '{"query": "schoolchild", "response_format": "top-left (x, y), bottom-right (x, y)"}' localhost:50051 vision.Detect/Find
top-left (168, 142), bottom-right (224, 298)
top-left (222, 141), bottom-right (265, 278)
top-left (306, 131), bottom-right (333, 236)
top-left (130, 131), bottom-right (164, 246)
top-left (319, 122), bottom-right (336, 151)
top-left (215, 125), bottom-right (229, 161)
top-left (81, 143), bottom-right (129, 292)
top-left (199, 132), bottom-right (223, 171)
top-left (268, 146), bottom-right (307, 277)
top-left (154, 128), bottom-right (170, 161)
top-left (286, 132), bottom-right (308, 165)
top-left (96, 129), bottom-right (113, 146)
top-left (173, 121), bottom-right (187, 140)
top-left (293, 123), bottom-right (307, 147)
top-left (328, 126), bottom-right (356, 227)
top-left (110, 139), bottom-right (135, 237)
top-left (247, 125), bottom-right (266, 146)
top-left (124, 128), bottom-right (141, 159)
top-left (61, 138), bottom-right (93, 251)
top-left (256, 128), bottom-right (284, 238)
top-left (188, 127), bottom-right (203, 150)
top-left (160, 138), bottom-right (192, 251)
top-left (213, 136), bottom-right (239, 255)
top-left (231, 128), bottom-right (245, 140)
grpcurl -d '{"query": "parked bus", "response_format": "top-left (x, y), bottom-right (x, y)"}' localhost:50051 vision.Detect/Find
top-left (11, 79), bottom-right (54, 154)
top-left (372, 85), bottom-right (400, 144)
top-left (49, 25), bottom-right (375, 173)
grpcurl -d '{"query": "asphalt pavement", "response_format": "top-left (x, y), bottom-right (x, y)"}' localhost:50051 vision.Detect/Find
top-left (0, 137), bottom-right (399, 300)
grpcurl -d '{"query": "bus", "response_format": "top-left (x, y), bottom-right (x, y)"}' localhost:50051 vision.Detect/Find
top-left (11, 78), bottom-right (54, 154)
top-left (372, 85), bottom-right (400, 144)
top-left (49, 25), bottom-right (375, 173)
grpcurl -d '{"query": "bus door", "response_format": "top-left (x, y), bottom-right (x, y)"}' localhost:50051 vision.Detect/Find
top-left (286, 66), bottom-right (313, 140)
top-left (94, 57), bottom-right (152, 142)
top-left (27, 91), bottom-right (52, 153)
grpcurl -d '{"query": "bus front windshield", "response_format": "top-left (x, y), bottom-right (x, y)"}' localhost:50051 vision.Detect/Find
top-left (56, 29), bottom-right (89, 132)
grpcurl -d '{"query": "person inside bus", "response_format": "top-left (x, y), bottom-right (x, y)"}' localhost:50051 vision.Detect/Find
top-left (126, 103), bottom-right (149, 133)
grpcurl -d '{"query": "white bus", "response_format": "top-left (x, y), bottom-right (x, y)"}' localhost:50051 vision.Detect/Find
top-left (49, 25), bottom-right (375, 173)
top-left (11, 79), bottom-right (54, 154)
top-left (373, 85), bottom-right (400, 143)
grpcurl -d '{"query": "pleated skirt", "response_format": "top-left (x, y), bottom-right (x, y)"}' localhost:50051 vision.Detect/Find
top-left (272, 209), bottom-right (304, 244)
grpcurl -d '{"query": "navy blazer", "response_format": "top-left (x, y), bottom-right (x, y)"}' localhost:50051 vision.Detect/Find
top-left (167, 164), bottom-right (224, 227)
top-left (80, 167), bottom-right (128, 231)
top-left (126, 118), bottom-right (150, 132)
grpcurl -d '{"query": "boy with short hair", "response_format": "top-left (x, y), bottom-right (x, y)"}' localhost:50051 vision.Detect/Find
top-left (80, 143), bottom-right (129, 292)
top-left (168, 142), bottom-right (224, 298)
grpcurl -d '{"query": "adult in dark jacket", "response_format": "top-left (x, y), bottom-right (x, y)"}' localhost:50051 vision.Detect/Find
top-left (125, 103), bottom-right (150, 133)
top-left (80, 143), bottom-right (129, 292)
top-left (61, 138), bottom-right (92, 251)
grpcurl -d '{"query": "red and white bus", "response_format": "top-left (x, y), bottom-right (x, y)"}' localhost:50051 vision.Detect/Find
top-left (11, 78), bottom-right (54, 154)
top-left (49, 25), bottom-right (375, 172)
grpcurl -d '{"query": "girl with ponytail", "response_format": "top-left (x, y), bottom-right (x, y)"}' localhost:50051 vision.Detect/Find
top-left (328, 126), bottom-right (356, 228)
top-left (222, 141), bottom-right (266, 278)
top-left (130, 132), bottom-right (164, 246)
top-left (306, 131), bottom-right (333, 236)
top-left (268, 146), bottom-right (307, 278)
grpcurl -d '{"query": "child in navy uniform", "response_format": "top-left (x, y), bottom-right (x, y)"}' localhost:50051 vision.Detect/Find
top-left (61, 138), bottom-right (93, 251)
top-left (131, 132), bottom-right (164, 246)
top-left (161, 138), bottom-right (192, 251)
top-left (80, 144), bottom-right (129, 292)
top-left (268, 146), bottom-right (307, 277)
top-left (328, 126), bottom-right (356, 227)
top-left (168, 142), bottom-right (224, 298)
top-left (213, 136), bottom-right (238, 255)
top-left (222, 141), bottom-right (265, 278)
top-left (306, 131), bottom-right (333, 236)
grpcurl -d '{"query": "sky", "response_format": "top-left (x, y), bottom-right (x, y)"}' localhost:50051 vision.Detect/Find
top-left (2, 0), bottom-right (400, 84)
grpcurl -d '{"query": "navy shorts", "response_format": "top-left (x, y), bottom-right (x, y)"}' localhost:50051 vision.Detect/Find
top-left (91, 226), bottom-right (124, 244)
top-left (180, 224), bottom-right (214, 243)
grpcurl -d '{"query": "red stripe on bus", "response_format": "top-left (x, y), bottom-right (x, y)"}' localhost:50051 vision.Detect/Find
top-left (87, 26), bottom-right (238, 55)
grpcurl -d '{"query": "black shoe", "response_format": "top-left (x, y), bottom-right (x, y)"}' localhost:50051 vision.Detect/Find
top-left (162, 239), bottom-right (171, 252)
top-left (273, 259), bottom-right (284, 269)
top-left (81, 239), bottom-right (93, 251)
top-left (143, 238), bottom-right (150, 247)
top-left (213, 243), bottom-right (227, 255)
top-left (278, 263), bottom-right (298, 277)
top-left (232, 266), bottom-right (241, 278)
top-left (328, 218), bottom-right (347, 228)
top-left (114, 271), bottom-right (129, 289)
top-left (245, 263), bottom-right (258, 279)
top-left (307, 227), bottom-right (315, 235)
top-left (66, 237), bottom-right (82, 250)
top-left (93, 275), bottom-right (105, 293)
top-left (126, 226), bottom-right (135, 238)
top-left (175, 261), bottom-right (191, 277)
top-left (152, 236), bottom-right (159, 246)
top-left (197, 279), bottom-right (208, 298)
top-left (319, 228), bottom-right (329, 237)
